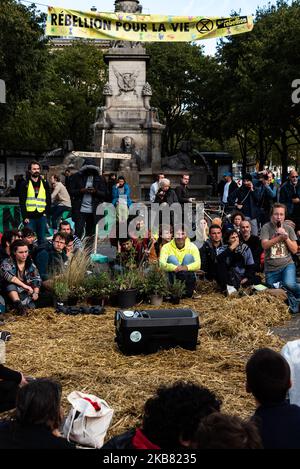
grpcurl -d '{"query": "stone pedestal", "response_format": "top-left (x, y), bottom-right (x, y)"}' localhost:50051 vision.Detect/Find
top-left (93, 47), bottom-right (165, 174)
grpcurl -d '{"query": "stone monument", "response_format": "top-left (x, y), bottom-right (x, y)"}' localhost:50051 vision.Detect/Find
top-left (93, 0), bottom-right (165, 180)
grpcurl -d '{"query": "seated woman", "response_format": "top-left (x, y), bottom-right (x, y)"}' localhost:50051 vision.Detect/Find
top-left (0, 379), bottom-right (75, 449)
top-left (223, 211), bottom-right (245, 236)
top-left (215, 229), bottom-right (256, 292)
top-left (154, 224), bottom-right (174, 258)
top-left (0, 240), bottom-right (41, 316)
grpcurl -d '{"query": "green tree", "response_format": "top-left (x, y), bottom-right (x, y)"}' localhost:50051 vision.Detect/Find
top-left (43, 43), bottom-right (107, 150)
top-left (146, 42), bottom-right (206, 156)
top-left (0, 0), bottom-right (48, 147)
top-left (215, 1), bottom-right (300, 179)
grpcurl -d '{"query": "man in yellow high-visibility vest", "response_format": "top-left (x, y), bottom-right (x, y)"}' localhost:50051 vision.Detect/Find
top-left (19, 161), bottom-right (51, 245)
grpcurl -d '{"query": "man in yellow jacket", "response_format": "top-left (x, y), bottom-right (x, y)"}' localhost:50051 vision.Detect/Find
top-left (19, 161), bottom-right (51, 245)
top-left (159, 227), bottom-right (201, 298)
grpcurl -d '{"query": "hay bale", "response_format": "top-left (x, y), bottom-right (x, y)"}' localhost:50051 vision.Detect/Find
top-left (3, 290), bottom-right (290, 439)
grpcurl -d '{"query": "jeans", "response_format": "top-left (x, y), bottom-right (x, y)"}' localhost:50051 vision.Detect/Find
top-left (26, 216), bottom-right (47, 245)
top-left (6, 284), bottom-right (35, 308)
top-left (167, 254), bottom-right (195, 267)
top-left (266, 263), bottom-right (300, 299)
top-left (75, 213), bottom-right (95, 240)
top-left (167, 254), bottom-right (196, 298)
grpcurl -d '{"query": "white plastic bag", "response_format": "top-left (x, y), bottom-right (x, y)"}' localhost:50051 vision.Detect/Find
top-left (281, 340), bottom-right (300, 406)
top-left (63, 391), bottom-right (114, 448)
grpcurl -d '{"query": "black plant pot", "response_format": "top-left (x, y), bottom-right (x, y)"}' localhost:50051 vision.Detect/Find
top-left (87, 296), bottom-right (103, 306)
top-left (117, 289), bottom-right (137, 308)
top-left (170, 296), bottom-right (180, 305)
top-left (66, 296), bottom-right (78, 306)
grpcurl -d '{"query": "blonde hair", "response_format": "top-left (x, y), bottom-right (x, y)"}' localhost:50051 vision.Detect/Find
top-left (159, 178), bottom-right (171, 189)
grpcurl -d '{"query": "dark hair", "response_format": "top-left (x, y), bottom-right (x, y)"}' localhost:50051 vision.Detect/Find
top-left (21, 227), bottom-right (36, 238)
top-left (52, 232), bottom-right (67, 243)
top-left (1, 230), bottom-right (20, 249)
top-left (243, 173), bottom-right (252, 182)
top-left (246, 348), bottom-right (291, 405)
top-left (10, 240), bottom-right (32, 270)
top-left (10, 239), bottom-right (29, 255)
top-left (209, 224), bottom-right (222, 234)
top-left (28, 160), bottom-right (41, 171)
top-left (59, 220), bottom-right (71, 229)
top-left (223, 228), bottom-right (239, 245)
top-left (52, 174), bottom-right (60, 182)
top-left (194, 413), bottom-right (263, 449)
top-left (142, 381), bottom-right (221, 448)
top-left (65, 234), bottom-right (74, 244)
top-left (117, 176), bottom-right (125, 181)
top-left (15, 379), bottom-right (62, 430)
top-left (120, 237), bottom-right (132, 244)
top-left (232, 211), bottom-right (245, 224)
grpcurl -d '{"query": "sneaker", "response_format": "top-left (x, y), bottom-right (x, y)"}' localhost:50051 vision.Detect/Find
top-left (0, 331), bottom-right (11, 342)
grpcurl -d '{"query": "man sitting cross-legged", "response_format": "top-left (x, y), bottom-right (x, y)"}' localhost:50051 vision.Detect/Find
top-left (159, 226), bottom-right (200, 298)
top-left (261, 203), bottom-right (300, 312)
top-left (200, 224), bottom-right (223, 281)
top-left (0, 240), bottom-right (41, 316)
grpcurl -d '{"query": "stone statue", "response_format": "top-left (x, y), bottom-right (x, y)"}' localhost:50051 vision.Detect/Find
top-left (113, 67), bottom-right (139, 96)
top-left (115, 0), bottom-right (142, 13)
top-left (142, 82), bottom-right (152, 110)
top-left (119, 136), bottom-right (142, 171)
top-left (112, 0), bottom-right (143, 48)
top-left (161, 141), bottom-right (195, 170)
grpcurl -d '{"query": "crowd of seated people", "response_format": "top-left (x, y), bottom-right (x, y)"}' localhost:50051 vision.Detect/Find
top-left (0, 347), bottom-right (298, 449)
top-left (2, 166), bottom-right (300, 309)
top-left (1, 169), bottom-right (300, 449)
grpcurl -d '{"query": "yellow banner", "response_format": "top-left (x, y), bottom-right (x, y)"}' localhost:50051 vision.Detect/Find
top-left (46, 7), bottom-right (253, 42)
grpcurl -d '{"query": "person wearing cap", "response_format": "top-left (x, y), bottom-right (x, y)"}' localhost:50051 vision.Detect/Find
top-left (68, 160), bottom-right (107, 240)
top-left (228, 174), bottom-right (261, 236)
top-left (218, 172), bottom-right (237, 206)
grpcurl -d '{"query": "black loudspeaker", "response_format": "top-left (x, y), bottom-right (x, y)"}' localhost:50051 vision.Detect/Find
top-left (115, 308), bottom-right (200, 355)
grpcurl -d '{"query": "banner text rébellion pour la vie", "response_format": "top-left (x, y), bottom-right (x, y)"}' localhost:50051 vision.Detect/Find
top-left (46, 7), bottom-right (254, 42)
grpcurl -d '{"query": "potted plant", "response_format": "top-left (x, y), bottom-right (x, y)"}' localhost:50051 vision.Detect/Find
top-left (112, 270), bottom-right (142, 308)
top-left (53, 279), bottom-right (70, 305)
top-left (168, 278), bottom-right (186, 304)
top-left (143, 265), bottom-right (169, 306)
top-left (83, 272), bottom-right (111, 306)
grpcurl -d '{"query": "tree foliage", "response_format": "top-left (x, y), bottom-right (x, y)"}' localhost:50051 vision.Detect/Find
top-left (1, 0), bottom-right (300, 177)
top-left (0, 1), bottom-right (107, 152)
